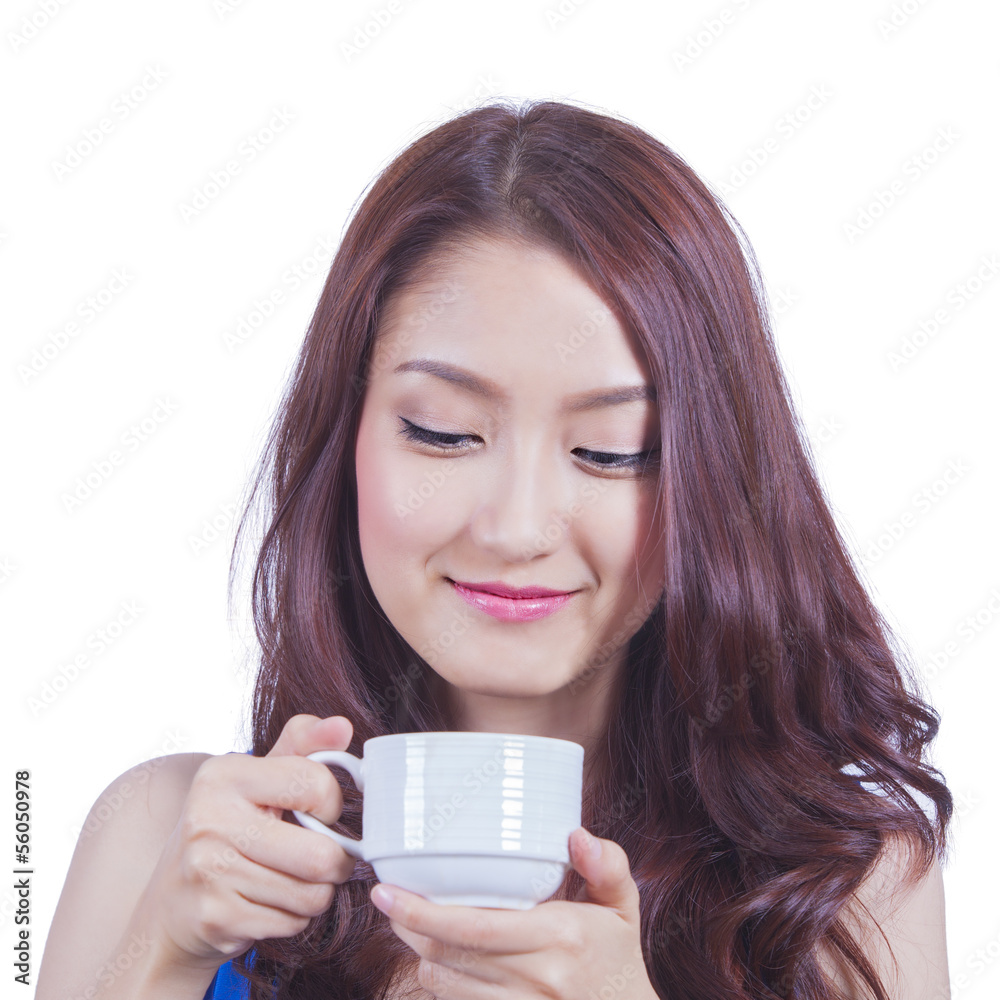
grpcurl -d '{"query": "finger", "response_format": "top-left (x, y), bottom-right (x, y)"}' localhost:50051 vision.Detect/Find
top-left (388, 920), bottom-right (500, 989)
top-left (241, 861), bottom-right (336, 918)
top-left (198, 897), bottom-right (316, 952)
top-left (370, 884), bottom-right (541, 956)
top-left (206, 848), bottom-right (338, 920)
top-left (267, 713), bottom-right (354, 760)
top-left (570, 827), bottom-right (641, 918)
top-left (205, 752), bottom-right (347, 826)
top-left (238, 808), bottom-right (358, 885)
top-left (185, 762), bottom-right (356, 883)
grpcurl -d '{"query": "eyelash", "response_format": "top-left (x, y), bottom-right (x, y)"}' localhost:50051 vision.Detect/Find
top-left (397, 418), bottom-right (660, 471)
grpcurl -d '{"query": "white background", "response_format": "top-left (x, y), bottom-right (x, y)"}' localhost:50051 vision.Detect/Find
top-left (3, 0), bottom-right (998, 995)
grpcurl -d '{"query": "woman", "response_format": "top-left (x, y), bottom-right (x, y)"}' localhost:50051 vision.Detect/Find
top-left (37, 98), bottom-right (952, 1000)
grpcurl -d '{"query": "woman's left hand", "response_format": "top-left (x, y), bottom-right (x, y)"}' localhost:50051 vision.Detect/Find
top-left (370, 826), bottom-right (659, 999)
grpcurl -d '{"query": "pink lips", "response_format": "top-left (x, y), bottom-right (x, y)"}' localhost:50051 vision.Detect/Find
top-left (448, 579), bottom-right (576, 622)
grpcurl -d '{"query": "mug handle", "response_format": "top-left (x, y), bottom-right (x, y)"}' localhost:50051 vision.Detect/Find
top-left (291, 749), bottom-right (367, 860)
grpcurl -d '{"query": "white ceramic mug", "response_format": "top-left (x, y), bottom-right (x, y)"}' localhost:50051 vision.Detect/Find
top-left (292, 730), bottom-right (584, 909)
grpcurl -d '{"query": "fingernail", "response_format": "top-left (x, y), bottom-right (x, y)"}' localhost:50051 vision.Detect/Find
top-left (371, 884), bottom-right (395, 913)
top-left (580, 827), bottom-right (602, 859)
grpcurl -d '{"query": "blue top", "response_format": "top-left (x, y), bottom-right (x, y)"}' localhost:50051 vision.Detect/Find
top-left (202, 949), bottom-right (263, 999)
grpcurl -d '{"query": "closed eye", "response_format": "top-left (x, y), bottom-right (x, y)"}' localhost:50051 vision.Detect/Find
top-left (396, 418), bottom-right (659, 472)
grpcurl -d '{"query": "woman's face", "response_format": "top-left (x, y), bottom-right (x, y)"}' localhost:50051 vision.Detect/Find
top-left (354, 235), bottom-right (665, 731)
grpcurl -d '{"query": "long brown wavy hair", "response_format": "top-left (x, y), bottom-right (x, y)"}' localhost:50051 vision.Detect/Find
top-left (227, 98), bottom-right (952, 1000)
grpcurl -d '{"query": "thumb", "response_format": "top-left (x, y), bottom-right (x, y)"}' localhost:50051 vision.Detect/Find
top-left (268, 713), bottom-right (354, 759)
top-left (570, 826), bottom-right (640, 917)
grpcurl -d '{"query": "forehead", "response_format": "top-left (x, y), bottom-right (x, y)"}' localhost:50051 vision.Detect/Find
top-left (374, 237), bottom-right (652, 391)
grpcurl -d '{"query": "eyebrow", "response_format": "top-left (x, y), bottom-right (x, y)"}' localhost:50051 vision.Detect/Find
top-left (392, 358), bottom-right (657, 412)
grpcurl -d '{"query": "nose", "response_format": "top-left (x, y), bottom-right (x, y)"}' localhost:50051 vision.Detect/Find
top-left (468, 439), bottom-right (573, 563)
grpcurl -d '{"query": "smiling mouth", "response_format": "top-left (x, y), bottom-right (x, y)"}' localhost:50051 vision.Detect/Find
top-left (445, 578), bottom-right (577, 599)
top-left (445, 578), bottom-right (577, 622)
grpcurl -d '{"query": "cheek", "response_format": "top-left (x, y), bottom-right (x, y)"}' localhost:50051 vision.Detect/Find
top-left (582, 482), bottom-right (664, 592)
top-left (355, 427), bottom-right (465, 572)
top-left (354, 418), bottom-right (409, 584)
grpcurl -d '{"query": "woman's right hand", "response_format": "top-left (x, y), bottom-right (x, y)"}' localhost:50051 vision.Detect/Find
top-left (131, 714), bottom-right (358, 970)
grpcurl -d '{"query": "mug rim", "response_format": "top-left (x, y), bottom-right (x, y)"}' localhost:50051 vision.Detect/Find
top-left (362, 730), bottom-right (584, 755)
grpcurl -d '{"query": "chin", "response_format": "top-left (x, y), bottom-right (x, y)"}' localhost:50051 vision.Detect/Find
top-left (432, 660), bottom-right (567, 698)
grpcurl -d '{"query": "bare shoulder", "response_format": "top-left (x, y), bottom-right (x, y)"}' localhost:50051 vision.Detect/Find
top-left (36, 752), bottom-right (215, 999)
top-left (815, 831), bottom-right (950, 999)
top-left (78, 752), bottom-right (216, 870)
